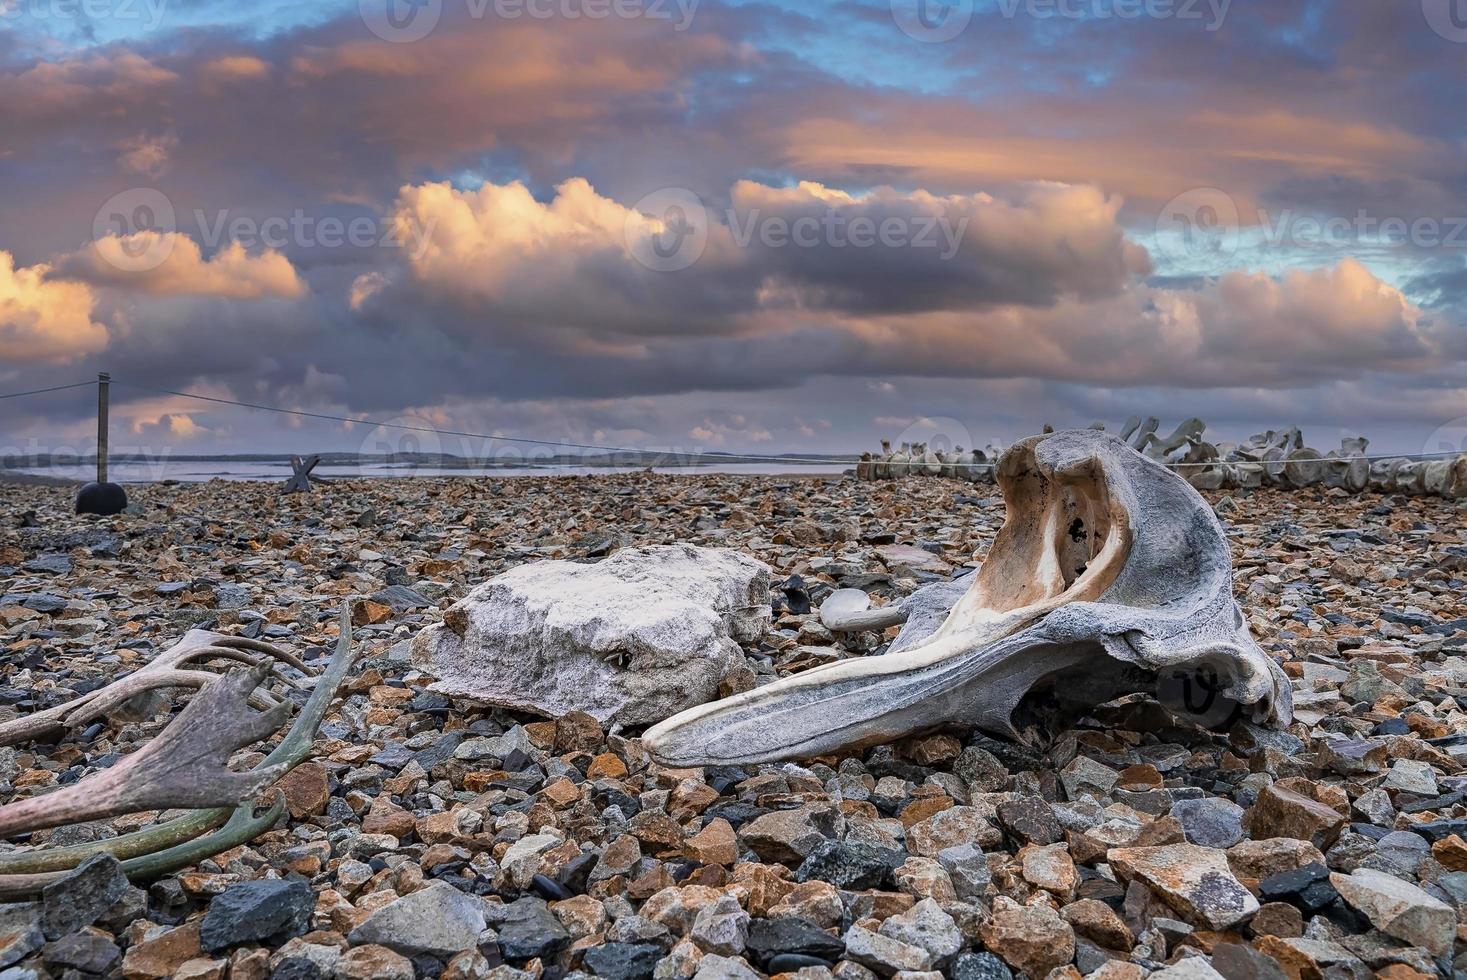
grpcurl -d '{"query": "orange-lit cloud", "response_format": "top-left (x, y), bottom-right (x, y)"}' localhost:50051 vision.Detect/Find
top-left (0, 251), bottom-right (108, 363)
top-left (62, 234), bottom-right (306, 300)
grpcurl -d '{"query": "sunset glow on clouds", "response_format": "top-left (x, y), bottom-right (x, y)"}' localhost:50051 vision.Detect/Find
top-left (2, 0), bottom-right (1466, 454)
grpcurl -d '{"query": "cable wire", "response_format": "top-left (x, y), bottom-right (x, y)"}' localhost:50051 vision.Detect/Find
top-left (0, 380), bottom-right (98, 401)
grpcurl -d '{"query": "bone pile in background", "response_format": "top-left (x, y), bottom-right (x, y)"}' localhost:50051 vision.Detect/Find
top-left (858, 418), bottom-right (1467, 501)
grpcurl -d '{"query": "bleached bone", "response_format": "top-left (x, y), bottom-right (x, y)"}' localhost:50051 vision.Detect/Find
top-left (0, 666), bottom-right (291, 838)
top-left (1137, 418), bottom-right (1205, 462)
top-left (1127, 417), bottom-right (1159, 450)
top-left (1283, 448), bottom-right (1326, 488)
top-left (644, 430), bottom-right (1293, 766)
top-left (0, 630), bottom-right (314, 748)
top-left (819, 576), bottom-right (973, 634)
top-left (875, 440), bottom-right (893, 479)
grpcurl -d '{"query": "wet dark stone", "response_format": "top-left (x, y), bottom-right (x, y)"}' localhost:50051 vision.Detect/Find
top-left (530, 874), bottom-right (572, 902)
top-left (746, 917), bottom-right (846, 967)
top-left (582, 942), bottom-right (663, 980)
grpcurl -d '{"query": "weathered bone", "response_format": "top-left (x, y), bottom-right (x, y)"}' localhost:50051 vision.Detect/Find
top-left (0, 631), bottom-right (314, 748)
top-left (0, 606), bottom-right (357, 893)
top-left (644, 429), bottom-right (1293, 766)
top-left (0, 666), bottom-right (291, 838)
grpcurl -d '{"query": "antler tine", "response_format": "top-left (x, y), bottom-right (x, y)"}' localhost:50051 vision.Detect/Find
top-left (210, 636), bottom-right (317, 676)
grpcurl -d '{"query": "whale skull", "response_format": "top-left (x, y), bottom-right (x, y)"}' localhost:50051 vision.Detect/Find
top-left (643, 429), bottom-right (1292, 766)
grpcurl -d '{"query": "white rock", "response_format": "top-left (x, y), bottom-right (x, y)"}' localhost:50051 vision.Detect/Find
top-left (844, 924), bottom-right (934, 975)
top-left (877, 898), bottom-right (961, 963)
top-left (1329, 868), bottom-right (1455, 956)
top-left (413, 545), bottom-right (771, 724)
top-left (692, 953), bottom-right (762, 980)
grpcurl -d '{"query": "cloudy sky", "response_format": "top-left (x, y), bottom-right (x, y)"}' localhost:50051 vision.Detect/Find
top-left (3, 0), bottom-right (1467, 463)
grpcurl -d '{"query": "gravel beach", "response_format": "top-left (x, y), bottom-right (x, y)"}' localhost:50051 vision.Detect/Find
top-left (1, 473), bottom-right (1465, 979)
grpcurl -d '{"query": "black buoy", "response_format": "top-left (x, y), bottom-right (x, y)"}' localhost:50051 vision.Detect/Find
top-left (75, 481), bottom-right (128, 516)
top-left (77, 373), bottom-right (127, 516)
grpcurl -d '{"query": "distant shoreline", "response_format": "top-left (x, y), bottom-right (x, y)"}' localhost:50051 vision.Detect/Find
top-left (0, 469), bottom-right (79, 488)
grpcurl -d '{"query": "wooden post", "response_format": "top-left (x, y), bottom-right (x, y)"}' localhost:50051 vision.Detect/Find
top-left (96, 372), bottom-right (110, 485)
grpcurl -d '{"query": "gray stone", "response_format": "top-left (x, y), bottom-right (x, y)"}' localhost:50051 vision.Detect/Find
top-left (876, 899), bottom-right (960, 965)
top-left (491, 897), bottom-right (571, 962)
top-left (692, 953), bottom-right (763, 980)
top-left (795, 840), bottom-right (897, 890)
top-left (843, 925), bottom-right (933, 977)
top-left (739, 805), bottom-right (842, 864)
top-left (583, 942), bottom-right (664, 980)
top-left (415, 545), bottom-right (771, 725)
top-left (348, 881), bottom-right (489, 958)
top-left (1171, 798), bottom-right (1246, 849)
top-left (200, 877), bottom-right (315, 952)
top-left (39, 853), bottom-right (129, 940)
top-left (936, 843), bottom-right (990, 900)
top-left (0, 905), bottom-right (43, 969)
top-left (1381, 759), bottom-right (1438, 797)
top-left (1329, 868), bottom-right (1455, 956)
top-left (689, 895), bottom-right (749, 956)
top-left (42, 931), bottom-right (121, 974)
top-left (950, 952), bottom-right (1012, 980)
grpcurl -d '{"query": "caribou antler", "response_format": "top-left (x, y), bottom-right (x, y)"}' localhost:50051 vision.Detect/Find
top-left (0, 630), bottom-right (315, 748)
top-left (0, 666), bottom-right (290, 838)
top-left (0, 605), bottom-right (358, 895)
